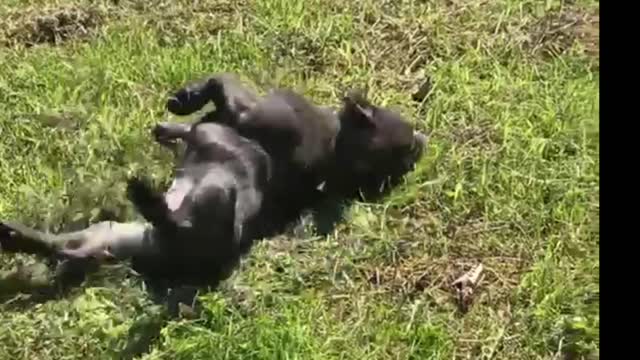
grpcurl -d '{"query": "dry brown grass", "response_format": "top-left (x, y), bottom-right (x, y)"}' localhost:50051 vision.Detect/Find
top-left (1, 6), bottom-right (105, 47)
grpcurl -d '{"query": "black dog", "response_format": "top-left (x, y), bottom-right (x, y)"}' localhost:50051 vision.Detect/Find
top-left (0, 74), bottom-right (427, 295)
top-left (166, 73), bottom-right (427, 220)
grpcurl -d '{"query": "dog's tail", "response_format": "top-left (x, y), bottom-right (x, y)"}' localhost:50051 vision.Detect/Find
top-left (126, 177), bottom-right (179, 238)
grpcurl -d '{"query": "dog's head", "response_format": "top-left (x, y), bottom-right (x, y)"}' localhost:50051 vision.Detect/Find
top-left (329, 90), bottom-right (427, 198)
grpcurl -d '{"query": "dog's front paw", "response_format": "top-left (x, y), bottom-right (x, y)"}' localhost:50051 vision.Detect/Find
top-left (153, 123), bottom-right (176, 144)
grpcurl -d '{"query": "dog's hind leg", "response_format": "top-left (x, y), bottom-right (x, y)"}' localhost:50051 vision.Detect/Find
top-left (0, 220), bottom-right (157, 261)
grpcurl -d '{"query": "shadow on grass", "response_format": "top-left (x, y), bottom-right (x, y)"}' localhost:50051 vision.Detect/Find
top-left (0, 258), bottom-right (100, 310)
top-left (119, 307), bottom-right (170, 360)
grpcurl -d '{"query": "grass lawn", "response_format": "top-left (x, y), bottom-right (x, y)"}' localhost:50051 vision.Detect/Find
top-left (0, 0), bottom-right (599, 359)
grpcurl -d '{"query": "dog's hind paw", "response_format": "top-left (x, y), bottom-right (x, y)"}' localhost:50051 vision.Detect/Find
top-left (0, 222), bottom-right (17, 250)
top-left (0, 221), bottom-right (53, 256)
top-left (126, 177), bottom-right (170, 223)
top-left (127, 177), bottom-right (160, 205)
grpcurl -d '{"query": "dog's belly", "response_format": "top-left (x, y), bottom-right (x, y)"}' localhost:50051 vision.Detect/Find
top-left (164, 177), bottom-right (194, 211)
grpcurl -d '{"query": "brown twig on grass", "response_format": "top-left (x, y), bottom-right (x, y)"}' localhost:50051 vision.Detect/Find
top-left (452, 263), bottom-right (484, 313)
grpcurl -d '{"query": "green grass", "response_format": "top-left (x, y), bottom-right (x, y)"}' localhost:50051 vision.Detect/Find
top-left (0, 0), bottom-right (599, 359)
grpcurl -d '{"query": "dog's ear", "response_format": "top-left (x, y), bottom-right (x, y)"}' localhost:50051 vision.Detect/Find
top-left (342, 89), bottom-right (376, 128)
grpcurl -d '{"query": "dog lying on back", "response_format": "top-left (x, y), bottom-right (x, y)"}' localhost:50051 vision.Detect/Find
top-left (166, 73), bottom-right (427, 216)
top-left (127, 75), bottom-right (428, 288)
top-left (0, 74), bottom-right (427, 293)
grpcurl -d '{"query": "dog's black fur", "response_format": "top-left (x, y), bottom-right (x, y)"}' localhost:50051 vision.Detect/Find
top-left (328, 90), bottom-right (427, 199)
top-left (166, 74), bottom-right (338, 230)
top-left (166, 73), bottom-right (427, 211)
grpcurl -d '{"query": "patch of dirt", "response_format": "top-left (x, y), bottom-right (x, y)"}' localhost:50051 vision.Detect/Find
top-left (0, 1), bottom-right (248, 49)
top-left (346, 0), bottom-right (497, 89)
top-left (139, 0), bottom-right (246, 47)
top-left (1, 6), bottom-right (105, 48)
top-left (366, 257), bottom-right (448, 297)
top-left (449, 122), bottom-right (501, 151)
top-left (266, 30), bottom-right (331, 74)
top-left (525, 7), bottom-right (599, 60)
top-left (363, 255), bottom-right (526, 306)
top-left (444, 218), bottom-right (512, 242)
top-left (356, 15), bottom-right (435, 78)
